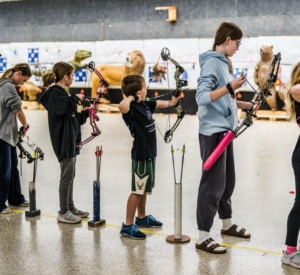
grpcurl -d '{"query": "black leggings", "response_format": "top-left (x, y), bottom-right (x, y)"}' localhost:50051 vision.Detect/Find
top-left (285, 135), bottom-right (300, 246)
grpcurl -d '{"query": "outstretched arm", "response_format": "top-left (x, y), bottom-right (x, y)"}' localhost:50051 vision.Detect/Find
top-left (236, 101), bottom-right (253, 110)
top-left (156, 96), bottom-right (179, 109)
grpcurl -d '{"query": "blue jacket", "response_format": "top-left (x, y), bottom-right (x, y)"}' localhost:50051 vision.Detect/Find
top-left (195, 50), bottom-right (238, 135)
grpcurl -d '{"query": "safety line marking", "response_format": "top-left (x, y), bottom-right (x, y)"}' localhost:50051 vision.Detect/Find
top-left (10, 209), bottom-right (282, 256)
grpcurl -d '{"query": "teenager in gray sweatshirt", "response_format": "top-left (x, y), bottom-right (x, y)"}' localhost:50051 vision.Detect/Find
top-left (0, 63), bottom-right (32, 214)
top-left (195, 22), bottom-right (254, 254)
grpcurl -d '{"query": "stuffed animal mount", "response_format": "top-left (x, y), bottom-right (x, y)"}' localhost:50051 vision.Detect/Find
top-left (254, 45), bottom-right (284, 111)
top-left (30, 49), bottom-right (92, 76)
top-left (19, 81), bottom-right (42, 101)
top-left (150, 63), bottom-right (167, 82)
top-left (91, 50), bottom-right (146, 98)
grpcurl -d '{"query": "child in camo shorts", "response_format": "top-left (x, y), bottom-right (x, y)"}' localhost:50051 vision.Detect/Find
top-left (118, 74), bottom-right (178, 239)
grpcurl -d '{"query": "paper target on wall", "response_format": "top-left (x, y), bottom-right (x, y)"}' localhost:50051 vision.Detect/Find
top-left (28, 48), bottom-right (39, 64)
top-left (0, 57), bottom-right (7, 72)
top-left (74, 69), bottom-right (87, 82)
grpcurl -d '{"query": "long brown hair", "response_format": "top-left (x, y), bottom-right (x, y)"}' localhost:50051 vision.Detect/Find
top-left (287, 62), bottom-right (300, 119)
top-left (42, 61), bottom-right (74, 88)
top-left (212, 21), bottom-right (243, 73)
top-left (0, 63), bottom-right (31, 81)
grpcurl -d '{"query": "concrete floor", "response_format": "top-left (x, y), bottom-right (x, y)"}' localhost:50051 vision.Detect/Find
top-left (0, 109), bottom-right (299, 275)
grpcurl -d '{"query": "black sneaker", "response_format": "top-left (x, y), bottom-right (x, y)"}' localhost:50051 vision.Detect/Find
top-left (120, 223), bottom-right (146, 240)
top-left (135, 215), bottom-right (162, 228)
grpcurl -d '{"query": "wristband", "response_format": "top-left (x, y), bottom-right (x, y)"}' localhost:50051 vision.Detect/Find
top-left (19, 125), bottom-right (29, 136)
top-left (226, 82), bottom-right (235, 98)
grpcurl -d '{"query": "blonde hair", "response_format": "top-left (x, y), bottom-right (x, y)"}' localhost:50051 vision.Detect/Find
top-left (212, 21), bottom-right (243, 74)
top-left (0, 63), bottom-right (31, 81)
top-left (286, 62), bottom-right (300, 119)
top-left (42, 61), bottom-right (74, 88)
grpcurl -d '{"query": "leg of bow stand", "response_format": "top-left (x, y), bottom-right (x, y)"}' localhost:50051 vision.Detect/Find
top-left (25, 153), bottom-right (41, 217)
top-left (88, 145), bottom-right (106, 228)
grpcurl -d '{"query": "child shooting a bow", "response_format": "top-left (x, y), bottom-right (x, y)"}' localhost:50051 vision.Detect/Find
top-left (118, 74), bottom-right (178, 239)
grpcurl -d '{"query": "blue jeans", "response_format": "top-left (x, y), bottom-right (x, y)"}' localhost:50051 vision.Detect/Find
top-left (0, 139), bottom-right (25, 212)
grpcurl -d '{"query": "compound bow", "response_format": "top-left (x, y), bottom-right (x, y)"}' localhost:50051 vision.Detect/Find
top-left (234, 52), bottom-right (281, 137)
top-left (77, 61), bottom-right (109, 148)
top-left (202, 52), bottom-right (281, 171)
top-left (16, 134), bottom-right (44, 176)
top-left (151, 47), bottom-right (188, 143)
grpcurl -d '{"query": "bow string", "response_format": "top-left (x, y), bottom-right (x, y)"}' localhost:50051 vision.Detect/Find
top-left (150, 47), bottom-right (188, 143)
top-left (235, 52), bottom-right (281, 137)
top-left (16, 134), bottom-right (44, 176)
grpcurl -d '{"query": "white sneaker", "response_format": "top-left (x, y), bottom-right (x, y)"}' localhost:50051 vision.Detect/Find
top-left (0, 207), bottom-right (12, 214)
top-left (57, 210), bottom-right (82, 224)
top-left (281, 250), bottom-right (300, 269)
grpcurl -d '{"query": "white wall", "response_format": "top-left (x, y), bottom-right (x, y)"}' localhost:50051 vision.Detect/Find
top-left (0, 37), bottom-right (296, 90)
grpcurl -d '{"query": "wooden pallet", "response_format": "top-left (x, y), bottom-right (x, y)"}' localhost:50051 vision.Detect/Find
top-left (98, 103), bottom-right (120, 113)
top-left (22, 101), bottom-right (40, 110)
top-left (255, 110), bottom-right (288, 121)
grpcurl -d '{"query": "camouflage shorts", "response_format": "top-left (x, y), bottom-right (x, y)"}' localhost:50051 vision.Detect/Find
top-left (131, 158), bottom-right (156, 195)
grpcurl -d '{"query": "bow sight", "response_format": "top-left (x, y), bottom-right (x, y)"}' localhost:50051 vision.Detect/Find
top-left (161, 47), bottom-right (188, 92)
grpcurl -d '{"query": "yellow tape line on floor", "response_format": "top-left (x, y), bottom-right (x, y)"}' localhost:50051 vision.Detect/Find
top-left (12, 209), bottom-right (282, 256)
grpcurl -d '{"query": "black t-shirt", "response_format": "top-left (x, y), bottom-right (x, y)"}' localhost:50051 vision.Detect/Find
top-left (122, 100), bottom-right (157, 161)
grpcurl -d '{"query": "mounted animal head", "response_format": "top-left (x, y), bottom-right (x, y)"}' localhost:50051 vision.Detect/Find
top-left (151, 63), bottom-right (167, 81)
top-left (125, 50), bottom-right (145, 75)
top-left (74, 49), bottom-right (92, 61)
top-left (259, 45), bottom-right (273, 62)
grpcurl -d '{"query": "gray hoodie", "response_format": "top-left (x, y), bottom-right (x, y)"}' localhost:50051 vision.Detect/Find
top-left (195, 50), bottom-right (238, 136)
top-left (0, 79), bottom-right (22, 146)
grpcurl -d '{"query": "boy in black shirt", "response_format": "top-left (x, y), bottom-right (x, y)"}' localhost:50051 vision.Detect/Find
top-left (119, 74), bottom-right (178, 239)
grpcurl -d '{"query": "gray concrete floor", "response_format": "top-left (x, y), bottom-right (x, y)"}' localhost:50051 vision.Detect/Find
top-left (0, 109), bottom-right (299, 275)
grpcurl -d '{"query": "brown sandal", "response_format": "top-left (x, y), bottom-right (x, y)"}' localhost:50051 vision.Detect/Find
top-left (221, 224), bottom-right (251, 238)
top-left (195, 238), bottom-right (226, 254)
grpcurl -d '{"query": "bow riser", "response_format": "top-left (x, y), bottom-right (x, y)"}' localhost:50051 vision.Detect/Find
top-left (159, 47), bottom-right (188, 143)
top-left (78, 61), bottom-right (109, 148)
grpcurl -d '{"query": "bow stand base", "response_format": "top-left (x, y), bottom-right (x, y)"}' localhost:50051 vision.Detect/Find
top-left (88, 219), bottom-right (106, 228)
top-left (25, 209), bottom-right (41, 217)
top-left (166, 234), bottom-right (190, 243)
top-left (25, 180), bottom-right (41, 217)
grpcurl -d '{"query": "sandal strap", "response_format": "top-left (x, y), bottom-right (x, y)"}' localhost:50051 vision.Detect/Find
top-left (238, 228), bottom-right (246, 236)
top-left (221, 224), bottom-right (249, 238)
top-left (208, 243), bottom-right (221, 250)
top-left (204, 237), bottom-right (214, 245)
top-left (196, 238), bottom-right (226, 254)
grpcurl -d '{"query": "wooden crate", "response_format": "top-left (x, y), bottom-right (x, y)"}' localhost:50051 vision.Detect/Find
top-left (255, 110), bottom-right (288, 121)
